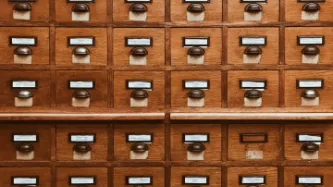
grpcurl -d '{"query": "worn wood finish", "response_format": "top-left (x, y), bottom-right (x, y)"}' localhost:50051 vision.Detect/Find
top-left (227, 167), bottom-right (278, 187)
top-left (114, 167), bottom-right (165, 187)
top-left (284, 167), bottom-right (333, 186)
top-left (286, 1), bottom-right (333, 22)
top-left (171, 167), bottom-right (221, 187)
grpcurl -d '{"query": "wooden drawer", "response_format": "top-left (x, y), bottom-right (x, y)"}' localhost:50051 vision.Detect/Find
top-left (0, 167), bottom-right (51, 187)
top-left (228, 124), bottom-right (280, 161)
top-left (114, 167), bottom-right (164, 187)
top-left (284, 167), bottom-right (333, 186)
top-left (113, 28), bottom-right (165, 66)
top-left (113, 71), bottom-right (165, 110)
top-left (285, 27), bottom-right (333, 65)
top-left (171, 124), bottom-right (221, 161)
top-left (0, 27), bottom-right (49, 65)
top-left (227, 71), bottom-right (279, 108)
top-left (0, 70), bottom-right (51, 109)
top-left (57, 167), bottom-right (108, 187)
top-left (286, 1), bottom-right (333, 22)
top-left (171, 71), bottom-right (222, 108)
top-left (285, 124), bottom-right (333, 161)
top-left (171, 28), bottom-right (222, 65)
top-left (285, 70), bottom-right (333, 108)
top-left (228, 167), bottom-right (278, 187)
top-left (227, 28), bottom-right (279, 65)
top-left (55, 28), bottom-right (107, 66)
top-left (114, 123), bottom-right (165, 161)
top-left (171, 167), bottom-right (221, 187)
top-left (56, 124), bottom-right (108, 161)
top-left (55, 70), bottom-right (108, 109)
top-left (55, 0), bottom-right (107, 23)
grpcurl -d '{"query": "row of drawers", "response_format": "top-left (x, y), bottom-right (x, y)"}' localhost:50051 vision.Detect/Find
top-left (1, 123), bottom-right (330, 161)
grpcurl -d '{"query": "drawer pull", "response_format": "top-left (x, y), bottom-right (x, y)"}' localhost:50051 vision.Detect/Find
top-left (244, 90), bottom-right (262, 99)
top-left (301, 90), bottom-right (319, 99)
top-left (303, 3), bottom-right (320, 12)
top-left (130, 4), bottom-right (148, 13)
top-left (246, 186), bottom-right (259, 187)
top-left (130, 47), bottom-right (148, 56)
top-left (187, 4), bottom-right (205, 13)
top-left (131, 142), bottom-right (149, 153)
top-left (13, 3), bottom-right (31, 11)
top-left (16, 143), bottom-right (34, 153)
top-left (131, 90), bottom-right (149, 99)
top-left (244, 4), bottom-right (262, 13)
top-left (72, 47), bottom-right (90, 56)
top-left (301, 142), bottom-right (319, 153)
top-left (73, 90), bottom-right (90, 99)
top-left (302, 45), bottom-right (320, 55)
top-left (187, 46), bottom-right (205, 56)
top-left (244, 46), bottom-right (262, 55)
top-left (72, 4), bottom-right (90, 12)
top-left (188, 89), bottom-right (205, 99)
top-left (14, 46), bottom-right (32, 56)
top-left (187, 142), bottom-right (206, 152)
top-left (73, 143), bottom-right (91, 153)
top-left (16, 90), bottom-right (33, 99)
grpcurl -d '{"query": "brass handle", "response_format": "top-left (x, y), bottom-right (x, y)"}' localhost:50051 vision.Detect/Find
top-left (131, 90), bottom-right (149, 99)
top-left (244, 3), bottom-right (262, 13)
top-left (187, 4), bottom-right (205, 13)
top-left (244, 46), bottom-right (262, 55)
top-left (72, 3), bottom-right (90, 12)
top-left (188, 90), bottom-right (205, 99)
top-left (72, 47), bottom-right (90, 56)
top-left (73, 90), bottom-right (90, 99)
top-left (187, 46), bottom-right (205, 56)
top-left (16, 90), bottom-right (33, 99)
top-left (303, 3), bottom-right (320, 12)
top-left (301, 142), bottom-right (319, 152)
top-left (187, 142), bottom-right (206, 153)
top-left (130, 47), bottom-right (148, 56)
top-left (244, 90), bottom-right (262, 99)
top-left (73, 143), bottom-right (91, 153)
top-left (14, 47), bottom-right (32, 56)
top-left (16, 143), bottom-right (34, 153)
top-left (130, 4), bottom-right (148, 13)
top-left (13, 3), bottom-right (31, 11)
top-left (301, 90), bottom-right (319, 99)
top-left (302, 45), bottom-right (320, 55)
top-left (131, 142), bottom-right (149, 153)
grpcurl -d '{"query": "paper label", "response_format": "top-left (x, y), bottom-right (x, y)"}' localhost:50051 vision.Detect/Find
top-left (297, 80), bottom-right (323, 88)
top-left (127, 134), bottom-right (152, 142)
top-left (68, 37), bottom-right (95, 46)
top-left (12, 81), bottom-right (37, 88)
top-left (13, 134), bottom-right (37, 142)
top-left (184, 176), bottom-right (208, 184)
top-left (127, 80), bottom-right (152, 89)
top-left (298, 37), bottom-right (324, 45)
top-left (69, 81), bottom-right (94, 89)
top-left (70, 134), bottom-right (95, 142)
top-left (183, 37), bottom-right (209, 47)
top-left (240, 37), bottom-right (266, 46)
top-left (184, 80), bottom-right (209, 89)
top-left (298, 176), bottom-right (322, 184)
top-left (10, 37), bottom-right (36, 46)
top-left (70, 177), bottom-right (95, 184)
top-left (12, 177), bottom-right (38, 185)
top-left (241, 176), bottom-right (265, 184)
top-left (298, 134), bottom-right (322, 142)
top-left (183, 134), bottom-right (209, 142)
top-left (126, 38), bottom-right (152, 46)
top-left (240, 80), bottom-right (266, 89)
top-left (127, 177), bottom-right (152, 184)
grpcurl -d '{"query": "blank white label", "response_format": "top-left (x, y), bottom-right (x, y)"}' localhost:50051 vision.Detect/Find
top-left (69, 81), bottom-right (94, 89)
top-left (184, 134), bottom-right (208, 142)
top-left (13, 135), bottom-right (37, 142)
top-left (70, 135), bottom-right (95, 142)
top-left (298, 80), bottom-right (322, 88)
top-left (299, 37), bottom-right (323, 45)
top-left (184, 176), bottom-right (208, 184)
top-left (71, 177), bottom-right (95, 184)
top-left (126, 38), bottom-right (152, 46)
top-left (184, 80), bottom-right (209, 89)
top-left (241, 37), bottom-right (266, 45)
top-left (11, 38), bottom-right (36, 45)
top-left (13, 177), bottom-right (37, 185)
top-left (128, 134), bottom-right (152, 142)
top-left (12, 81), bottom-right (36, 88)
top-left (241, 80), bottom-right (266, 88)
top-left (241, 176), bottom-right (265, 184)
top-left (298, 177), bottom-right (322, 184)
top-left (69, 38), bottom-right (94, 45)
top-left (128, 177), bottom-right (151, 184)
top-left (298, 135), bottom-right (322, 142)
top-left (184, 38), bottom-right (209, 46)
top-left (127, 81), bottom-right (152, 89)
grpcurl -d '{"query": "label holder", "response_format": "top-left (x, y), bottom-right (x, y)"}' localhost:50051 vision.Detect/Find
top-left (68, 80), bottom-right (95, 89)
top-left (182, 176), bottom-right (209, 185)
top-left (67, 37), bottom-right (95, 46)
top-left (9, 36), bottom-right (37, 46)
top-left (239, 36), bottom-right (267, 46)
top-left (182, 0), bottom-right (210, 3)
top-left (296, 133), bottom-right (323, 142)
top-left (12, 133), bottom-right (39, 142)
top-left (9, 0), bottom-right (36, 2)
top-left (239, 175), bottom-right (266, 185)
top-left (126, 176), bottom-right (153, 185)
top-left (240, 133), bottom-right (268, 143)
top-left (125, 0), bottom-right (152, 3)
top-left (67, 0), bottom-right (95, 2)
top-left (240, 0), bottom-right (267, 2)
top-left (126, 80), bottom-right (153, 89)
top-left (297, 36), bottom-right (325, 46)
top-left (11, 80), bottom-right (38, 89)
top-left (11, 176), bottom-right (39, 185)
top-left (239, 79), bottom-right (267, 89)
top-left (126, 133), bottom-right (153, 143)
top-left (69, 176), bottom-right (96, 185)
top-left (296, 175), bottom-right (323, 185)
top-left (182, 37), bottom-right (210, 47)
top-left (182, 133), bottom-right (210, 143)
top-left (125, 37), bottom-right (153, 47)
top-left (183, 80), bottom-right (210, 89)
top-left (296, 79), bottom-right (324, 89)
top-left (297, 0), bottom-right (325, 2)
top-left (68, 133), bottom-right (96, 143)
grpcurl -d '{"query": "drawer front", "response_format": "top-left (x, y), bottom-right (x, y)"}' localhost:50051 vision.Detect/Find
top-left (113, 71), bottom-right (165, 110)
top-left (114, 167), bottom-right (164, 187)
top-left (171, 28), bottom-right (222, 65)
top-left (285, 70), bottom-right (333, 108)
top-left (55, 71), bottom-right (108, 109)
top-left (285, 27), bottom-right (333, 65)
top-left (0, 1), bottom-right (49, 22)
top-left (286, 1), bottom-right (333, 22)
top-left (56, 124), bottom-right (108, 161)
top-left (171, 167), bottom-right (221, 187)
top-left (227, 71), bottom-right (279, 108)
top-left (228, 167), bottom-right (278, 187)
top-left (113, 28), bottom-right (165, 66)
top-left (228, 28), bottom-right (279, 65)
top-left (171, 124), bottom-right (221, 161)
top-left (0, 70), bottom-right (51, 109)
top-left (57, 167), bottom-right (108, 187)
top-left (285, 124), bottom-right (333, 160)
top-left (171, 71), bottom-right (222, 108)
top-left (170, 0), bottom-right (222, 22)
top-left (228, 124), bottom-right (280, 161)
top-left (55, 28), bottom-right (107, 66)
top-left (284, 167), bottom-right (333, 186)
top-left (0, 27), bottom-right (49, 65)
top-left (114, 123), bottom-right (165, 161)
top-left (0, 167), bottom-right (51, 187)
top-left (55, 0), bottom-right (107, 22)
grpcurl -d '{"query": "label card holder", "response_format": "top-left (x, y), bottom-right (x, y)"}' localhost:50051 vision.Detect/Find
top-left (183, 80), bottom-right (210, 89)
top-left (125, 37), bottom-right (153, 47)
top-left (297, 0), bottom-right (325, 2)
top-left (183, 37), bottom-right (210, 47)
top-left (239, 176), bottom-right (266, 185)
top-left (67, 37), bottom-right (95, 46)
top-left (240, 133), bottom-right (268, 143)
top-left (67, 0), bottom-right (95, 2)
top-left (68, 133), bottom-right (96, 143)
top-left (240, 79), bottom-right (267, 89)
top-left (11, 80), bottom-right (38, 89)
top-left (239, 36), bottom-right (267, 46)
top-left (297, 133), bottom-right (323, 142)
top-left (182, 176), bottom-right (209, 185)
top-left (296, 176), bottom-right (323, 185)
top-left (297, 36), bottom-right (325, 46)
top-left (12, 176), bottom-right (39, 185)
top-left (9, 0), bottom-right (37, 2)
top-left (68, 80), bottom-right (95, 89)
top-left (182, 0), bottom-right (210, 3)
top-left (69, 176), bottom-right (96, 185)
top-left (126, 133), bottom-right (153, 142)
top-left (9, 36), bottom-right (37, 46)
top-left (296, 79), bottom-right (324, 89)
top-left (12, 133), bottom-right (39, 142)
top-left (126, 80), bottom-right (153, 89)
top-left (183, 133), bottom-right (210, 143)
top-left (126, 176), bottom-right (153, 185)
top-left (240, 0), bottom-right (267, 2)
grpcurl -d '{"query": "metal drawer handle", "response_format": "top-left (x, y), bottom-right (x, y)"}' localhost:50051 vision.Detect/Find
top-left (130, 47), bottom-right (148, 56)
top-left (301, 90), bottom-right (319, 99)
top-left (187, 4), bottom-right (205, 13)
top-left (244, 46), bottom-right (262, 55)
top-left (13, 3), bottom-right (31, 11)
top-left (131, 90), bottom-right (149, 99)
top-left (301, 142), bottom-right (319, 153)
top-left (188, 89), bottom-right (205, 99)
top-left (16, 90), bottom-right (33, 99)
top-left (73, 143), bottom-right (91, 153)
top-left (72, 3), bottom-right (90, 12)
top-left (130, 4), bottom-right (148, 13)
top-left (303, 2), bottom-right (320, 12)
top-left (244, 90), bottom-right (262, 99)
top-left (14, 46), bottom-right (32, 56)
top-left (302, 45), bottom-right (320, 55)
top-left (246, 186), bottom-right (259, 187)
top-left (187, 142), bottom-right (206, 153)
top-left (16, 143), bottom-right (34, 153)
top-left (244, 3), bottom-right (262, 13)
top-left (131, 142), bottom-right (149, 153)
top-left (187, 46), bottom-right (205, 56)
top-left (73, 90), bottom-right (90, 99)
top-left (72, 47), bottom-right (90, 56)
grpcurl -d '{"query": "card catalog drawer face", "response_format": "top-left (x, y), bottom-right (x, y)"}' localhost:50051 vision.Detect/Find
top-left (113, 28), bottom-right (165, 66)
top-left (285, 70), bottom-right (333, 108)
top-left (285, 28), bottom-right (333, 65)
top-left (286, 0), bottom-right (333, 21)
top-left (227, 71), bottom-right (279, 108)
top-left (228, 167), bottom-right (277, 187)
top-left (228, 124), bottom-right (280, 161)
top-left (114, 167), bottom-right (164, 187)
top-left (56, 167), bottom-right (108, 187)
top-left (171, 71), bottom-right (221, 108)
top-left (228, 0), bottom-right (279, 22)
top-left (171, 167), bottom-right (221, 187)
top-left (284, 167), bottom-right (333, 186)
top-left (170, 28), bottom-right (222, 65)
top-left (56, 124), bottom-right (108, 161)
top-left (55, 28), bottom-right (107, 66)
top-left (0, 27), bottom-right (49, 65)
top-left (227, 28), bottom-right (279, 65)
top-left (0, 167), bottom-right (51, 187)
top-left (113, 71), bottom-right (165, 110)
top-left (0, 70), bottom-right (51, 109)
top-left (114, 123), bottom-right (165, 161)
top-left (55, 71), bottom-right (108, 109)
top-left (171, 124), bottom-right (221, 161)
top-left (285, 124), bottom-right (333, 160)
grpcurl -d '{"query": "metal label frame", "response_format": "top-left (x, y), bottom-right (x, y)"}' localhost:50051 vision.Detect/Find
top-left (183, 80), bottom-right (210, 89)
top-left (126, 133), bottom-right (154, 143)
top-left (239, 36), bottom-right (267, 46)
top-left (240, 0), bottom-right (267, 2)
top-left (69, 176), bottom-right (96, 185)
top-left (125, 37), bottom-right (153, 47)
top-left (126, 176), bottom-right (153, 185)
top-left (182, 176), bottom-right (210, 185)
top-left (240, 133), bottom-right (268, 143)
top-left (297, 0), bottom-right (325, 2)
top-left (68, 80), bottom-right (95, 89)
top-left (296, 175), bottom-right (323, 185)
top-left (12, 133), bottom-right (39, 142)
top-left (297, 36), bottom-right (325, 46)
top-left (68, 133), bottom-right (96, 143)
top-left (11, 176), bottom-right (39, 185)
top-left (126, 80), bottom-right (153, 89)
top-left (296, 79), bottom-right (324, 89)
top-left (296, 133), bottom-right (323, 142)
top-left (8, 0), bottom-right (36, 2)
top-left (67, 36), bottom-right (95, 46)
top-left (182, 37), bottom-right (210, 47)
top-left (125, 0), bottom-right (152, 3)
top-left (11, 80), bottom-right (38, 89)
top-left (239, 79), bottom-right (267, 89)
top-left (182, 133), bottom-right (210, 143)
top-left (182, 0), bottom-right (210, 3)
top-left (239, 175), bottom-right (266, 185)
top-left (9, 36), bottom-right (37, 46)
top-left (67, 0), bottom-right (95, 2)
